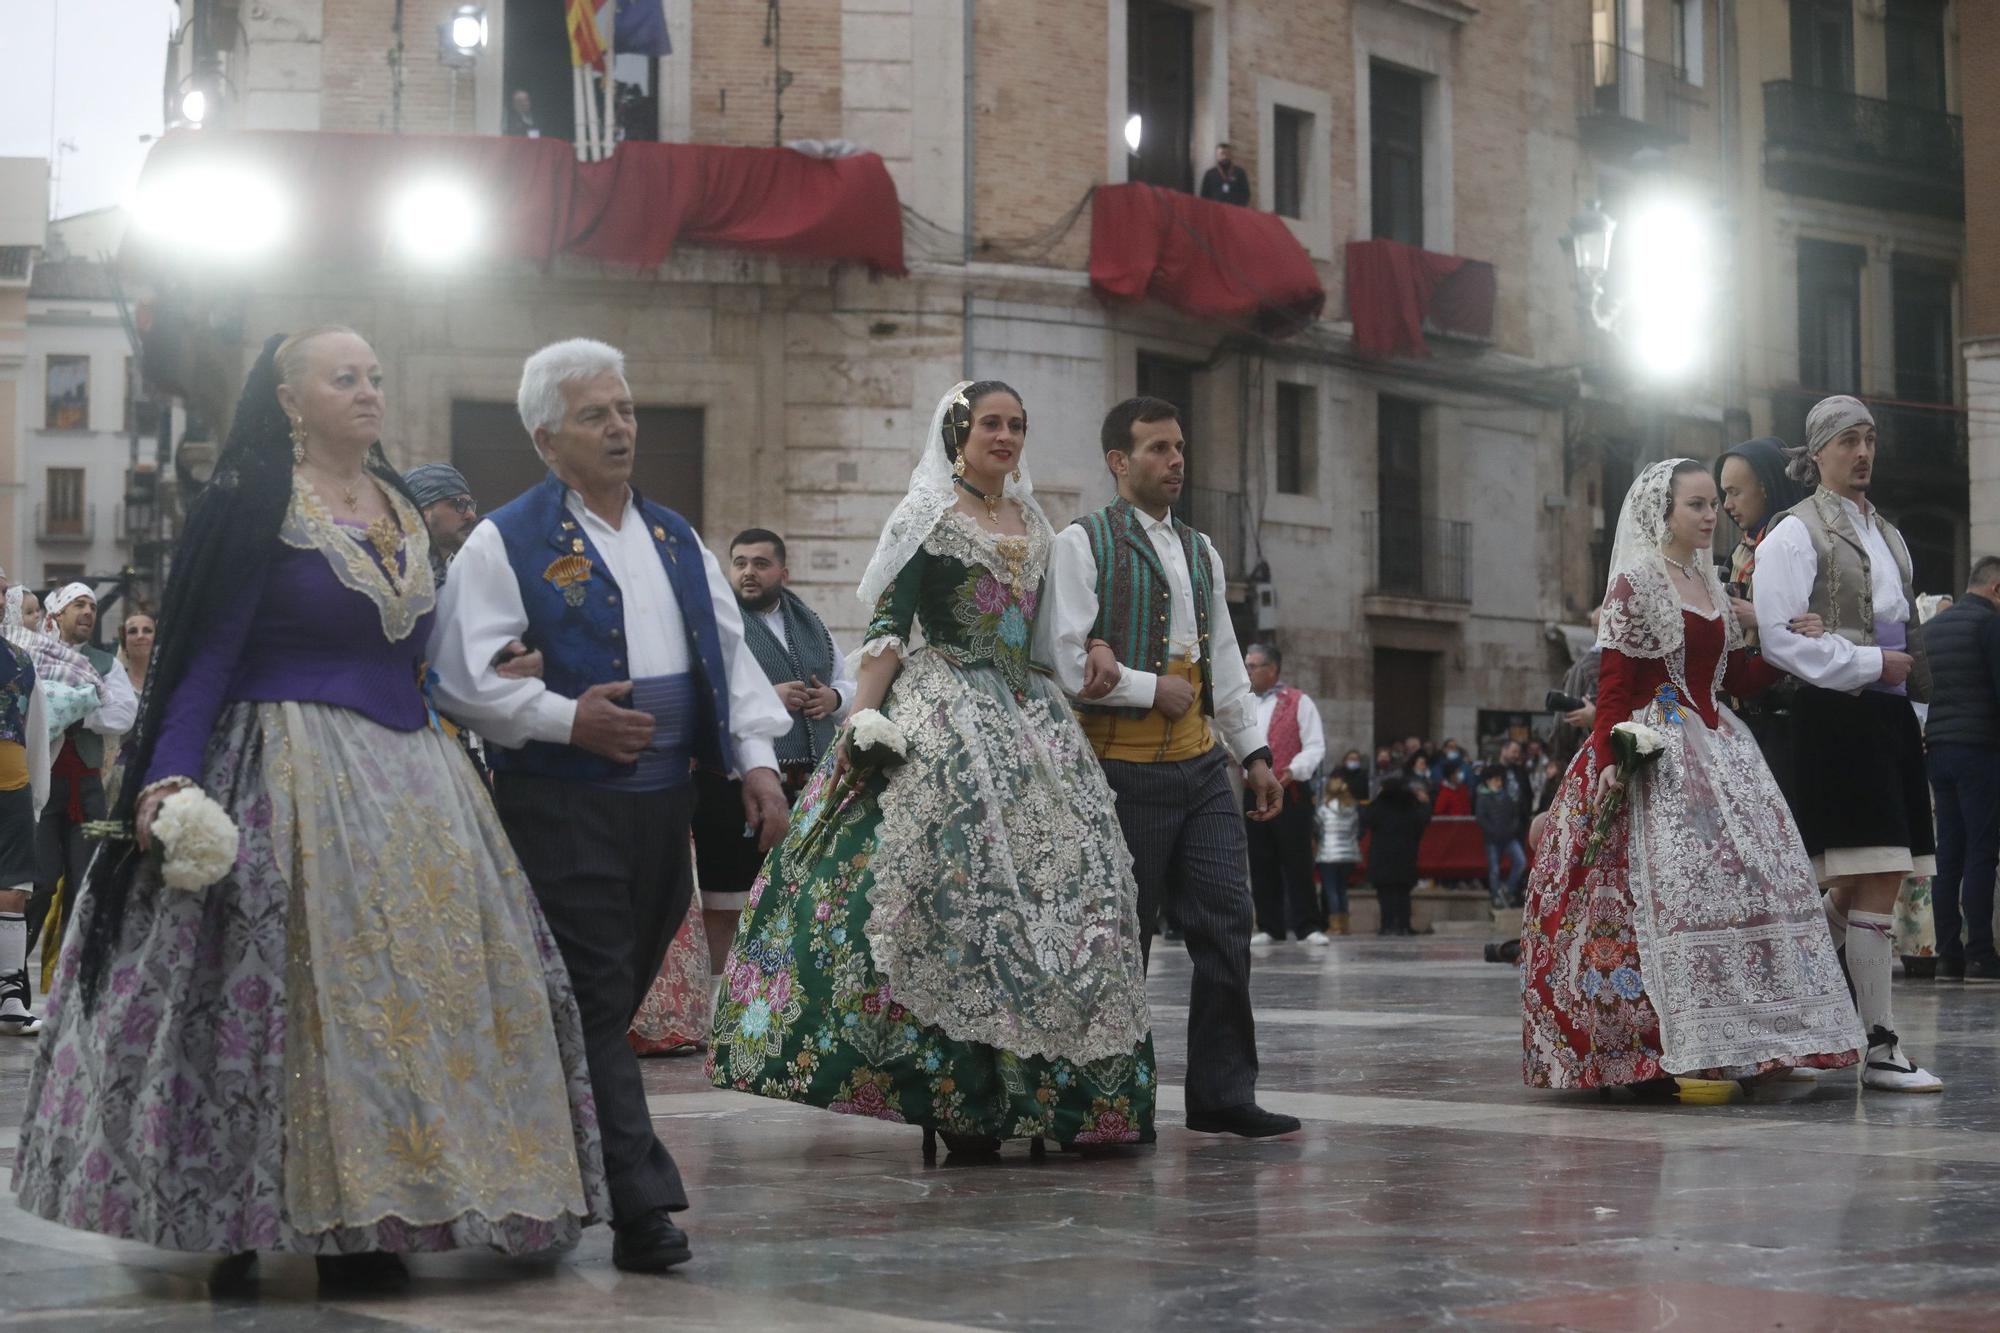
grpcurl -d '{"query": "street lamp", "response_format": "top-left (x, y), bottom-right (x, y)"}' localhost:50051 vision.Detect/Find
top-left (1563, 200), bottom-right (1617, 331)
top-left (1562, 193), bottom-right (1714, 382)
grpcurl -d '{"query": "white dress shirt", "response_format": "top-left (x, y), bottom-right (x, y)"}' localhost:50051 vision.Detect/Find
top-left (1255, 685), bottom-right (1325, 783)
top-left (1754, 496), bottom-right (1907, 695)
top-left (427, 488), bottom-right (792, 775)
top-left (754, 600), bottom-right (857, 725)
top-left (1037, 514), bottom-right (1267, 762)
top-left (85, 650), bottom-right (138, 737)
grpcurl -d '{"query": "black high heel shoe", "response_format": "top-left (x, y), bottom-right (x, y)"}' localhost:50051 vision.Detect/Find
top-left (315, 1252), bottom-right (411, 1288)
top-left (921, 1126), bottom-right (1003, 1161)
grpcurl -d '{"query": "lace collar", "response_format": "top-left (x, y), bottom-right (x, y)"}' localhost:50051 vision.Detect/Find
top-left (278, 474), bottom-right (437, 644)
top-left (923, 506), bottom-right (1052, 590)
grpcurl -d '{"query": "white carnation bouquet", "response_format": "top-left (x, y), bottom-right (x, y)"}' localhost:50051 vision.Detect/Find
top-left (149, 787), bottom-right (242, 891)
top-left (1581, 721), bottom-right (1666, 868)
top-left (842, 707), bottom-right (909, 775)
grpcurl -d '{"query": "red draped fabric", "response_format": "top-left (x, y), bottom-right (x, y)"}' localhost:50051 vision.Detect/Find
top-left (1362, 816), bottom-right (1494, 882)
top-left (1088, 183), bottom-right (1325, 335)
top-left (125, 130), bottom-right (906, 275)
top-left (1344, 238), bottom-right (1496, 358)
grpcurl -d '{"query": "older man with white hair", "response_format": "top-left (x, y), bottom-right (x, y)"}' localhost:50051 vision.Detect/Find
top-left (1756, 394), bottom-right (1938, 1093)
top-left (428, 338), bottom-right (792, 1273)
top-left (30, 583), bottom-right (134, 969)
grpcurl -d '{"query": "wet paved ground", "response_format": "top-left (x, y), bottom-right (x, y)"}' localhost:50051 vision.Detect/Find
top-left (2, 934), bottom-right (1998, 1329)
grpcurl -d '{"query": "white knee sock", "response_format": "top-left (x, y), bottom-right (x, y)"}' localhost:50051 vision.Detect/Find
top-left (0, 910), bottom-right (24, 979)
top-left (1821, 891), bottom-right (1848, 952)
top-left (1847, 910), bottom-right (1896, 1039)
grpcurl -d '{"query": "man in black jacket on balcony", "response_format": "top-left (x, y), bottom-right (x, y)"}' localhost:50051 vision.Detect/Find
top-left (1198, 143), bottom-right (1250, 206)
top-left (1925, 555), bottom-right (2000, 982)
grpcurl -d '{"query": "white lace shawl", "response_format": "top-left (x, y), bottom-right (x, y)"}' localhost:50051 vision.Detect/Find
top-left (1597, 458), bottom-right (1740, 703)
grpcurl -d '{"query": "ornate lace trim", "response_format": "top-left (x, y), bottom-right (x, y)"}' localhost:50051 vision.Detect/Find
top-left (279, 476), bottom-right (436, 644)
top-left (859, 635), bottom-right (906, 660)
top-left (922, 507), bottom-right (1052, 592)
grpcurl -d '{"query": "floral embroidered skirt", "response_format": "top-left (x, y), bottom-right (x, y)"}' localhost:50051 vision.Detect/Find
top-left (629, 884), bottom-right (713, 1056)
top-left (14, 701), bottom-right (610, 1253)
top-left (1520, 707), bottom-right (1861, 1090)
top-left (709, 657), bottom-right (1156, 1146)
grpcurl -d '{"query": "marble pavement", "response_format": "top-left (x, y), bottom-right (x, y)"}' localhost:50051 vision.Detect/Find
top-left (1, 937), bottom-right (1996, 1330)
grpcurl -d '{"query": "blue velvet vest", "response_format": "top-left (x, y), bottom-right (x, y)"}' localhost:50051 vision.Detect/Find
top-left (483, 473), bottom-right (735, 784)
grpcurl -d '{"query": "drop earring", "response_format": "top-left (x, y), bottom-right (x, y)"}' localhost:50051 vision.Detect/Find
top-left (290, 417), bottom-right (309, 465)
top-left (1011, 468), bottom-right (1022, 484)
top-left (952, 454), bottom-right (967, 478)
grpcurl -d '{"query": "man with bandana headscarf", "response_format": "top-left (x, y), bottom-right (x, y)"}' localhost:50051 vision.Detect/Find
top-left (30, 583), bottom-right (136, 968)
top-left (1753, 395), bottom-right (1940, 1093)
top-left (404, 463), bottom-right (479, 582)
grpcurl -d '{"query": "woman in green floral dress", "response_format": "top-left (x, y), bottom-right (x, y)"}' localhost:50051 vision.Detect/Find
top-left (709, 381), bottom-right (1156, 1158)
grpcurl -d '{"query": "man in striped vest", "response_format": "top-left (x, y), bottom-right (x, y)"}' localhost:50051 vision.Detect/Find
top-left (1037, 396), bottom-right (1298, 1140)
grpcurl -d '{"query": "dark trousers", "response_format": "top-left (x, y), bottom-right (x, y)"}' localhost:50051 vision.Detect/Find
top-left (1929, 743), bottom-right (2000, 966)
top-left (1100, 746), bottom-right (1259, 1114)
top-left (1246, 790), bottom-right (1319, 938)
top-left (30, 772), bottom-right (104, 957)
top-left (495, 772), bottom-right (695, 1221)
top-left (1376, 881), bottom-right (1415, 933)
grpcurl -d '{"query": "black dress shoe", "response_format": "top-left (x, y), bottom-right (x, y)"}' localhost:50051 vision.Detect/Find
top-left (612, 1208), bottom-right (693, 1273)
top-left (1965, 958), bottom-right (2000, 983)
top-left (1184, 1103), bottom-right (1301, 1137)
top-left (314, 1252), bottom-right (410, 1288)
top-left (937, 1129), bottom-right (1004, 1159)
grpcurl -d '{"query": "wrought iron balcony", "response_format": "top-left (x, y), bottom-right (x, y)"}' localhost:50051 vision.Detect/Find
top-left (1763, 81), bottom-right (1962, 219)
top-left (1364, 510), bottom-right (1470, 604)
top-left (1576, 43), bottom-right (1693, 152)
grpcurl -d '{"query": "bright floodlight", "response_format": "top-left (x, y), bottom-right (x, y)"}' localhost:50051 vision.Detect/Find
top-left (179, 86), bottom-right (209, 126)
top-left (133, 162), bottom-right (289, 260)
top-left (440, 5), bottom-right (487, 66)
top-left (1619, 194), bottom-right (1712, 381)
top-left (1124, 114), bottom-right (1143, 153)
top-left (449, 10), bottom-right (485, 50)
top-left (389, 179), bottom-right (482, 265)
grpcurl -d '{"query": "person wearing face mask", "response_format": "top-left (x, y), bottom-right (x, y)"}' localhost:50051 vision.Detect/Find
top-left (1338, 749), bottom-right (1371, 801)
top-left (1521, 460), bottom-right (1861, 1095)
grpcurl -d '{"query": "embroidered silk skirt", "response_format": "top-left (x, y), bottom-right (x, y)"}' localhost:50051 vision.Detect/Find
top-left (13, 701), bottom-right (609, 1253)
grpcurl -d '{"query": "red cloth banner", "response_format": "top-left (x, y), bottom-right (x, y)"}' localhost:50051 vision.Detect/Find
top-left (125, 130), bottom-right (907, 276)
top-left (1088, 182), bottom-right (1325, 336)
top-left (1344, 238), bottom-right (1496, 358)
top-left (1361, 816), bottom-right (1495, 882)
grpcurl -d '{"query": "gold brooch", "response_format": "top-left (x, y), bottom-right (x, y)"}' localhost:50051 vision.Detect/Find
top-left (652, 525), bottom-right (666, 541)
top-left (544, 553), bottom-right (594, 607)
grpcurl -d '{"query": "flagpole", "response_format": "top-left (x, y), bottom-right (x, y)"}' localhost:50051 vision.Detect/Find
top-left (602, 16), bottom-right (616, 160)
top-left (572, 66), bottom-right (587, 161)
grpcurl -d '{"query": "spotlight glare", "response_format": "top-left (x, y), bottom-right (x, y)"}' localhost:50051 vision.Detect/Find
top-left (449, 13), bottom-right (485, 50)
top-left (1124, 114), bottom-right (1143, 154)
top-left (389, 179), bottom-right (483, 266)
top-left (179, 87), bottom-right (209, 126)
top-left (1619, 193), bottom-right (1714, 382)
top-left (134, 162), bottom-right (289, 261)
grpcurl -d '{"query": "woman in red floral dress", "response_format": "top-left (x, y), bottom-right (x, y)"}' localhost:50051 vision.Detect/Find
top-left (1521, 460), bottom-right (1861, 1092)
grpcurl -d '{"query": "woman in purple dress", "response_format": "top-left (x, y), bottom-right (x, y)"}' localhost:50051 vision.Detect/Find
top-left (13, 328), bottom-right (608, 1283)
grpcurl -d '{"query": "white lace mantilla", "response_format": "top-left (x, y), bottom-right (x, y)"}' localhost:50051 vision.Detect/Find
top-left (279, 476), bottom-right (437, 644)
top-left (862, 648), bottom-right (1152, 1066)
top-left (1623, 695), bottom-right (1864, 1072)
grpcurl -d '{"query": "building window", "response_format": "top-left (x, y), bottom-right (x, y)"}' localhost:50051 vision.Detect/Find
top-left (42, 564), bottom-right (85, 589)
top-left (1376, 395), bottom-right (1425, 593)
top-left (1370, 63), bottom-right (1425, 247)
top-left (1885, 0), bottom-right (1947, 112)
top-left (46, 355), bottom-right (89, 431)
top-left (1128, 0), bottom-right (1196, 193)
top-left (1273, 106), bottom-right (1309, 220)
top-left (1893, 261), bottom-right (1954, 404)
top-left (1672, 0), bottom-right (1703, 85)
top-left (124, 355), bottom-right (163, 437)
top-left (1790, 0), bottom-right (1853, 92)
top-left (1798, 240), bottom-right (1864, 393)
top-left (45, 468), bottom-right (86, 536)
top-left (1275, 381), bottom-right (1316, 496)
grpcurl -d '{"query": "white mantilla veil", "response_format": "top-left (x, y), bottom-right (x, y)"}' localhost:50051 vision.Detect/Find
top-left (1597, 457), bottom-right (1741, 665)
top-left (854, 380), bottom-right (1050, 609)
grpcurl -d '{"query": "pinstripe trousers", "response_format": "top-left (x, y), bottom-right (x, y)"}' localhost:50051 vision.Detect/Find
top-left (1099, 745), bottom-right (1261, 1114)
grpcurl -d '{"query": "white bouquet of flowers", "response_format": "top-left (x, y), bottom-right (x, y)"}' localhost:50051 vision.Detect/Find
top-left (151, 787), bottom-right (242, 892)
top-left (1581, 721), bottom-right (1667, 867)
top-left (843, 708), bottom-right (909, 775)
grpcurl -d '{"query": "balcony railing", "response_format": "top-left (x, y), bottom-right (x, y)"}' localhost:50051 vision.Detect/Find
top-left (1181, 485), bottom-right (1247, 579)
top-left (1365, 510), bottom-right (1470, 604)
top-left (36, 503), bottom-right (94, 545)
top-left (1763, 81), bottom-right (1963, 217)
top-left (1575, 42), bottom-right (1693, 149)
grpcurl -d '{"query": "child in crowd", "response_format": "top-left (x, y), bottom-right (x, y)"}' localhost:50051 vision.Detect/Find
top-left (1314, 776), bottom-right (1362, 939)
top-left (1431, 757), bottom-right (1472, 817)
top-left (1474, 765), bottom-right (1526, 910)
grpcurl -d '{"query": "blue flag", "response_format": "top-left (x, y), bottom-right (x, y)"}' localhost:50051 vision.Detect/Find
top-left (616, 0), bottom-right (671, 56)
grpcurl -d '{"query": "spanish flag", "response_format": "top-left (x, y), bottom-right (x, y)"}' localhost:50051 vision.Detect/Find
top-left (566, 0), bottom-right (607, 68)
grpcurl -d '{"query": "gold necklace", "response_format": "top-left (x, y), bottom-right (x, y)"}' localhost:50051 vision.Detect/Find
top-left (954, 475), bottom-right (1001, 522)
top-left (298, 460), bottom-right (362, 511)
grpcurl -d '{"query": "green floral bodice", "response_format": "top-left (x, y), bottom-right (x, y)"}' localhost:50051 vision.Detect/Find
top-left (861, 509), bottom-right (1051, 694)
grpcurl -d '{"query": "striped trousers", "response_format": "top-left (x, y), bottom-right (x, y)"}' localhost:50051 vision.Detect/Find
top-left (1100, 746), bottom-right (1261, 1114)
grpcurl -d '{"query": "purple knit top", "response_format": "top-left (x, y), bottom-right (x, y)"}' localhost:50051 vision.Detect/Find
top-left (143, 523), bottom-right (434, 787)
